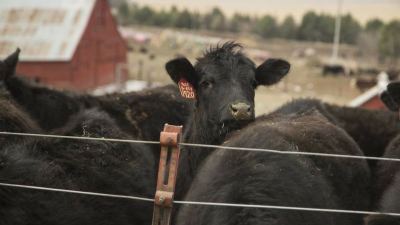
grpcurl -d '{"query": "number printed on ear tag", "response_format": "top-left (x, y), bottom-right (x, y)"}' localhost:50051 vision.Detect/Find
top-left (178, 79), bottom-right (195, 99)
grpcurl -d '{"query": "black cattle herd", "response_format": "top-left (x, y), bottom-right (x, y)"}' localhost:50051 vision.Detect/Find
top-left (0, 42), bottom-right (399, 225)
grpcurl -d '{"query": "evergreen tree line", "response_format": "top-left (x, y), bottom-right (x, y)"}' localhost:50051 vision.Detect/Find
top-left (117, 3), bottom-right (400, 60)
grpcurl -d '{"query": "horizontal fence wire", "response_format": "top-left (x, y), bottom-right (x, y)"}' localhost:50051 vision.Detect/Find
top-left (1, 131), bottom-right (400, 162)
top-left (0, 182), bottom-right (154, 202)
top-left (0, 131), bottom-right (160, 145)
top-left (0, 182), bottom-right (400, 217)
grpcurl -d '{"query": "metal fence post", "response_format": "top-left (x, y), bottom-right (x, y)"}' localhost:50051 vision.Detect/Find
top-left (152, 124), bottom-right (183, 225)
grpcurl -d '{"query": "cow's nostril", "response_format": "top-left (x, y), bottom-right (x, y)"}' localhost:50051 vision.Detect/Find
top-left (230, 102), bottom-right (252, 120)
top-left (231, 105), bottom-right (238, 113)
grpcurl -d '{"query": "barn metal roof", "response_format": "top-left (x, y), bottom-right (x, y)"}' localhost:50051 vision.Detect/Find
top-left (0, 0), bottom-right (96, 61)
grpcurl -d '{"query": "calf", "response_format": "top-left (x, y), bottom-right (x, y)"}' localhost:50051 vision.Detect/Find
top-left (176, 110), bottom-right (370, 225)
top-left (165, 42), bottom-right (290, 198)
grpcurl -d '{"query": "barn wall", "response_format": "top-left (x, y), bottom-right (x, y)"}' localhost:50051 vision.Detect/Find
top-left (360, 96), bottom-right (387, 110)
top-left (16, 62), bottom-right (75, 89)
top-left (16, 0), bottom-right (127, 91)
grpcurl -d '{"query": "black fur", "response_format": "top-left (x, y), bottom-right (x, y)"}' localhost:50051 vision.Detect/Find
top-left (365, 135), bottom-right (400, 224)
top-left (365, 215), bottom-right (400, 225)
top-left (375, 82), bottom-right (400, 201)
top-left (0, 109), bottom-right (156, 225)
top-left (96, 85), bottom-right (191, 142)
top-left (0, 98), bottom-right (41, 146)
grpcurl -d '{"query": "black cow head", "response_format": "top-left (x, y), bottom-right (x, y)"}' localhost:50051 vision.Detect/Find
top-left (381, 81), bottom-right (400, 112)
top-left (166, 42), bottom-right (290, 133)
top-left (0, 48), bottom-right (20, 81)
top-left (0, 49), bottom-right (84, 130)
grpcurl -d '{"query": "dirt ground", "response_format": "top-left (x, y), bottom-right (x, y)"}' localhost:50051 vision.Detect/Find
top-left (125, 26), bottom-right (365, 115)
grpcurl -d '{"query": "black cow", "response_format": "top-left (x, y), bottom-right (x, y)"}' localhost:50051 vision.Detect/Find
top-left (165, 42), bottom-right (290, 199)
top-left (364, 86), bottom-right (400, 225)
top-left (322, 64), bottom-right (346, 76)
top-left (271, 98), bottom-right (400, 169)
top-left (0, 109), bottom-right (156, 225)
top-left (176, 110), bottom-right (370, 225)
top-left (1, 49), bottom-right (191, 142)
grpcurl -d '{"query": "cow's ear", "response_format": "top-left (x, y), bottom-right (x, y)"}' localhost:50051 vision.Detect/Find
top-left (1, 48), bottom-right (20, 80)
top-left (165, 57), bottom-right (197, 86)
top-left (381, 90), bottom-right (399, 112)
top-left (255, 58), bottom-right (290, 86)
top-left (364, 215), bottom-right (400, 225)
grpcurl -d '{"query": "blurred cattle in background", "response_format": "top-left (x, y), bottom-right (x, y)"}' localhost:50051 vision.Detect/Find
top-left (323, 64), bottom-right (346, 76)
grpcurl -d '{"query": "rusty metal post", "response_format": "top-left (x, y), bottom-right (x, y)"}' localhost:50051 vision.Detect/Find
top-left (152, 124), bottom-right (182, 225)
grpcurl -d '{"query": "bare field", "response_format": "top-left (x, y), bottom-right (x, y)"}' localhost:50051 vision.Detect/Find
top-left (254, 61), bottom-right (361, 115)
top-left (125, 27), bottom-right (364, 115)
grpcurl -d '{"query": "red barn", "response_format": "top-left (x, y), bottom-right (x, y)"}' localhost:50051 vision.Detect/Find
top-left (0, 0), bottom-right (127, 91)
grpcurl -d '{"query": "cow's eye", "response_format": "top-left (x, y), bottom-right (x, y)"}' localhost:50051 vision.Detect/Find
top-left (200, 80), bottom-right (213, 89)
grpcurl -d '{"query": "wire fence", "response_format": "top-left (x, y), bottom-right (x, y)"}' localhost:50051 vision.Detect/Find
top-left (0, 130), bottom-right (399, 218)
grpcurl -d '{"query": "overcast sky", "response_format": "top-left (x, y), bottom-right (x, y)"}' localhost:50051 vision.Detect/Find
top-left (130, 0), bottom-right (399, 23)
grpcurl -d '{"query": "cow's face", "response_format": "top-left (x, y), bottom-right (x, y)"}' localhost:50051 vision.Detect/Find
top-left (166, 42), bottom-right (290, 135)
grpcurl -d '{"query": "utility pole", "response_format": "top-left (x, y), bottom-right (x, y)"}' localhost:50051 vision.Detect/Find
top-left (331, 0), bottom-right (342, 65)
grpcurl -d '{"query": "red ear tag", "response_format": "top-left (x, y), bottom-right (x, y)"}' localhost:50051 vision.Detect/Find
top-left (178, 78), bottom-right (195, 99)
